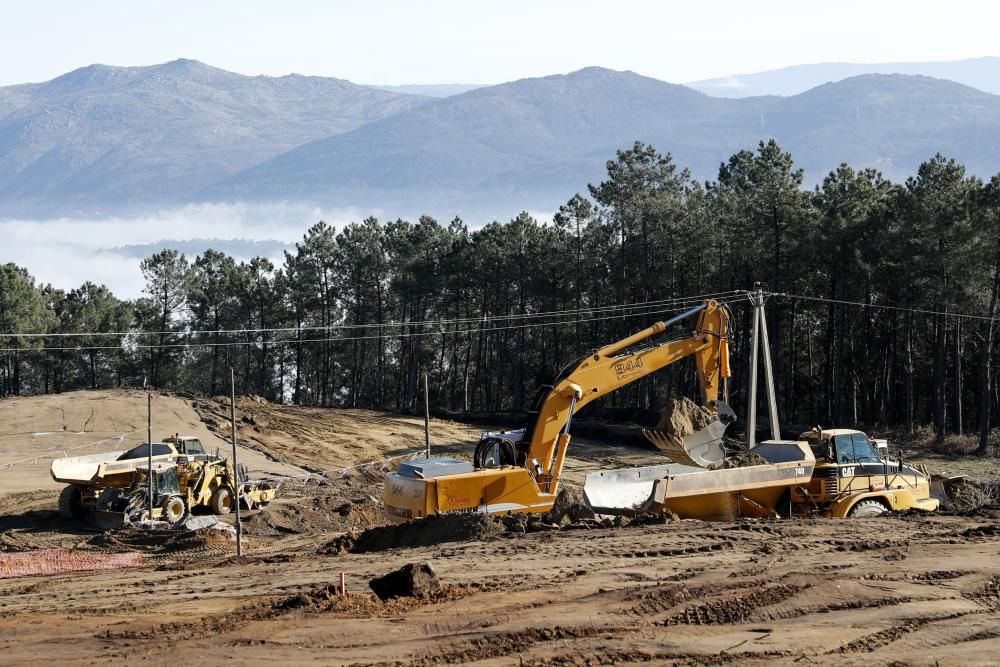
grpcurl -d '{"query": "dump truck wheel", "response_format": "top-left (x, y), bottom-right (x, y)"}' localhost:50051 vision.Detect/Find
top-left (58, 485), bottom-right (85, 519)
top-left (210, 487), bottom-right (233, 515)
top-left (849, 499), bottom-right (889, 518)
top-left (162, 496), bottom-right (186, 524)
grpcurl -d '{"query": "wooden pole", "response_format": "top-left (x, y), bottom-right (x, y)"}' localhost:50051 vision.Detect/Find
top-left (424, 374), bottom-right (431, 458)
top-left (147, 393), bottom-right (153, 517)
top-left (231, 368), bottom-right (242, 557)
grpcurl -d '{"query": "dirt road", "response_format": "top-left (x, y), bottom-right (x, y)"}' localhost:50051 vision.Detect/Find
top-left (1, 391), bottom-right (999, 665)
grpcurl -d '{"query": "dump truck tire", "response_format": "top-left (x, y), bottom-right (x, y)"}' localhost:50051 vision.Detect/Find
top-left (849, 499), bottom-right (888, 518)
top-left (210, 487), bottom-right (233, 515)
top-left (162, 496), bottom-right (186, 524)
top-left (58, 485), bottom-right (85, 519)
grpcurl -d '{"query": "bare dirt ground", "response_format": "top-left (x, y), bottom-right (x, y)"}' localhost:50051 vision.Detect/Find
top-left (1, 390), bottom-right (999, 665)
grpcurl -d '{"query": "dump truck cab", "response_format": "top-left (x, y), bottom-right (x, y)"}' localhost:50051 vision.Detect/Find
top-left (791, 428), bottom-right (938, 517)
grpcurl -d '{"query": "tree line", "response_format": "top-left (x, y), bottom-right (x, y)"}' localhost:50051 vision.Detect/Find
top-left (2, 140), bottom-right (999, 451)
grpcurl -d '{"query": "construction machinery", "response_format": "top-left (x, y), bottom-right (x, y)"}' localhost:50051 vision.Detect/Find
top-left (91, 457), bottom-right (276, 529)
top-left (52, 435), bottom-right (275, 524)
top-left (790, 427), bottom-right (938, 517)
top-left (52, 436), bottom-right (215, 519)
top-left (385, 291), bottom-right (940, 523)
top-left (384, 299), bottom-right (765, 521)
top-left (93, 464), bottom-right (189, 529)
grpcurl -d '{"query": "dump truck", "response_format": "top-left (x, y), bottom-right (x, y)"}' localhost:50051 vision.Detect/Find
top-left (52, 435), bottom-right (274, 523)
top-left (52, 436), bottom-right (214, 519)
top-left (384, 296), bottom-right (939, 523)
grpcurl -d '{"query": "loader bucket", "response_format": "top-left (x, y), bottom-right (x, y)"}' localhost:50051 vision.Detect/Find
top-left (92, 510), bottom-right (131, 531)
top-left (643, 401), bottom-right (734, 469)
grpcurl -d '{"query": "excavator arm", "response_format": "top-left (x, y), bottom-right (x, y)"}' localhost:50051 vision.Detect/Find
top-left (526, 300), bottom-right (731, 493)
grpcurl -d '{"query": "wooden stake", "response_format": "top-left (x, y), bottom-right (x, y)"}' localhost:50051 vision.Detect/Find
top-left (424, 374), bottom-right (431, 459)
top-left (231, 368), bottom-right (242, 557)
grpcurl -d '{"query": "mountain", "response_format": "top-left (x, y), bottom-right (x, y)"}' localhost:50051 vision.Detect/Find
top-left (5, 62), bottom-right (1000, 219)
top-left (0, 59), bottom-right (428, 215)
top-left (368, 83), bottom-right (482, 97)
top-left (207, 69), bottom-right (1000, 216)
top-left (688, 57), bottom-right (1000, 97)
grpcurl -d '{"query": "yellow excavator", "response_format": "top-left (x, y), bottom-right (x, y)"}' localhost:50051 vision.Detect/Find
top-left (384, 300), bottom-right (744, 521)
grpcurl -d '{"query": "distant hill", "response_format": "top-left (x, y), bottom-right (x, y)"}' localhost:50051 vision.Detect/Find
top-left (207, 69), bottom-right (1000, 216)
top-left (4, 62), bottom-right (1000, 219)
top-left (0, 59), bottom-right (428, 216)
top-left (688, 57), bottom-right (1000, 97)
top-left (368, 83), bottom-right (482, 97)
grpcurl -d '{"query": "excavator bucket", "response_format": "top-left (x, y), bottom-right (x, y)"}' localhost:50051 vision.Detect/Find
top-left (643, 400), bottom-right (735, 469)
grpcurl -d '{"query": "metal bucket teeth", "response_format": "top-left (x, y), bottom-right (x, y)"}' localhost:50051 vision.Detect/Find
top-left (643, 419), bottom-right (727, 469)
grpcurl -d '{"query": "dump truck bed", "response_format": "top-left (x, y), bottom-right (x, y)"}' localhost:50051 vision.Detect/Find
top-left (584, 441), bottom-right (815, 519)
top-left (50, 451), bottom-right (127, 485)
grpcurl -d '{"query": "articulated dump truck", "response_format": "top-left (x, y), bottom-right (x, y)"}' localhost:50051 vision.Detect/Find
top-left (51, 435), bottom-right (275, 527)
top-left (384, 298), bottom-right (938, 523)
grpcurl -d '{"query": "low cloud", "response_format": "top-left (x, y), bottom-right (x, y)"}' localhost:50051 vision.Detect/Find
top-left (0, 202), bottom-right (375, 299)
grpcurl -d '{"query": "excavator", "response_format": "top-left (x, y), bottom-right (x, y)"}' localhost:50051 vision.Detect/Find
top-left (385, 294), bottom-right (941, 522)
top-left (383, 299), bottom-right (796, 521)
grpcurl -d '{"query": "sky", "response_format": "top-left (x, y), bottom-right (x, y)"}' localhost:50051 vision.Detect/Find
top-left (2, 0), bottom-right (999, 87)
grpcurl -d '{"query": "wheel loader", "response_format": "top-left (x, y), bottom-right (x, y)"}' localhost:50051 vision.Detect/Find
top-left (384, 297), bottom-right (939, 523)
top-left (92, 457), bottom-right (276, 529)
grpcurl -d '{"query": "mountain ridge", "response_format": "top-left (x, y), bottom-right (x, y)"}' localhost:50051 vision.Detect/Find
top-left (4, 62), bottom-right (1000, 218)
top-left (206, 68), bottom-right (1000, 216)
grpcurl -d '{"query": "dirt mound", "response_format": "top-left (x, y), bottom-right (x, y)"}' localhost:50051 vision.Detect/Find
top-left (321, 513), bottom-right (505, 554)
top-left (941, 478), bottom-right (996, 513)
top-left (654, 397), bottom-right (714, 438)
top-left (242, 477), bottom-right (388, 537)
top-left (721, 451), bottom-right (770, 469)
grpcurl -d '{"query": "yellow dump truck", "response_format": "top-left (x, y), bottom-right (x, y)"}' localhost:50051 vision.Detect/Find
top-left (52, 435), bottom-right (275, 525)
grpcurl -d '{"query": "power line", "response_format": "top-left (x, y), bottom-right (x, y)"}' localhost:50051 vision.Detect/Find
top-left (0, 294), bottom-right (753, 353)
top-left (0, 290), bottom-right (745, 339)
top-left (768, 291), bottom-right (1000, 322)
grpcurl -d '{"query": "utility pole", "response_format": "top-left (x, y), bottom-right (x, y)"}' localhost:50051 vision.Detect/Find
top-left (424, 374), bottom-right (431, 458)
top-left (147, 393), bottom-right (153, 518)
top-left (747, 284), bottom-right (781, 449)
top-left (230, 367), bottom-right (242, 557)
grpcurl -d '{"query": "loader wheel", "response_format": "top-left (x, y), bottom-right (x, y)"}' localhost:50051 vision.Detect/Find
top-left (849, 499), bottom-right (889, 518)
top-left (210, 486), bottom-right (234, 515)
top-left (58, 485), bottom-right (86, 520)
top-left (162, 496), bottom-right (186, 525)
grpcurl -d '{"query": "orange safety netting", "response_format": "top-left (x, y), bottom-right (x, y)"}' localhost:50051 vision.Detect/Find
top-left (0, 549), bottom-right (143, 579)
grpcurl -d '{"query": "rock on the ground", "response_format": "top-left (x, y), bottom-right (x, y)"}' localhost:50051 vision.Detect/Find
top-left (544, 486), bottom-right (595, 524)
top-left (135, 520), bottom-right (172, 531)
top-left (174, 515), bottom-right (220, 531)
top-left (369, 561), bottom-right (441, 601)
